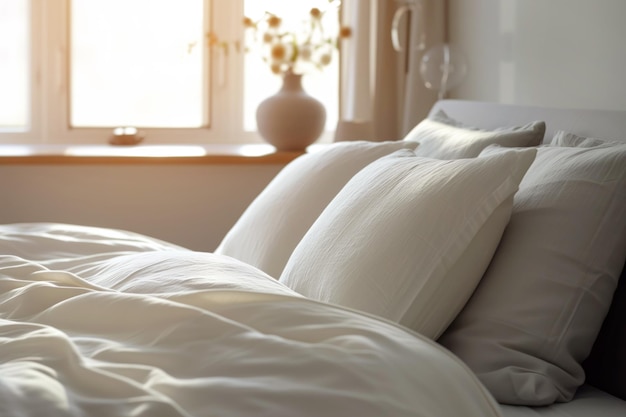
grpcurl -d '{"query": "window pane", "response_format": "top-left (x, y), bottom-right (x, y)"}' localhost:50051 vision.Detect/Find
top-left (0, 0), bottom-right (29, 131)
top-left (243, 0), bottom-right (339, 132)
top-left (70, 0), bottom-right (205, 128)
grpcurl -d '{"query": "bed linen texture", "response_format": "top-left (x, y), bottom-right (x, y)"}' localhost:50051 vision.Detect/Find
top-left (440, 140), bottom-right (626, 405)
top-left (499, 385), bottom-right (626, 417)
top-left (0, 223), bottom-right (502, 417)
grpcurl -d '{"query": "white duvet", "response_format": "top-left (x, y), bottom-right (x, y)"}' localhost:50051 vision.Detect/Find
top-left (0, 223), bottom-right (502, 417)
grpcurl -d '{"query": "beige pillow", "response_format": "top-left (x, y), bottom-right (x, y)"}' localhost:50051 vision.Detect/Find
top-left (440, 136), bottom-right (626, 406)
top-left (215, 140), bottom-right (417, 279)
top-left (403, 110), bottom-right (545, 159)
top-left (280, 148), bottom-right (536, 339)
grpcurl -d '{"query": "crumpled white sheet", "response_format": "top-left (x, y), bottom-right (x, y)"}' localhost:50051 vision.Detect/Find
top-left (0, 223), bottom-right (502, 417)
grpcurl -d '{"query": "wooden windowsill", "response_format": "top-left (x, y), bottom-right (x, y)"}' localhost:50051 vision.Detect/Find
top-left (0, 144), bottom-right (306, 165)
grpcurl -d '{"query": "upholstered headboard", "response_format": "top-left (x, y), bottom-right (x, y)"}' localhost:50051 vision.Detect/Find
top-left (430, 99), bottom-right (626, 145)
top-left (430, 99), bottom-right (626, 400)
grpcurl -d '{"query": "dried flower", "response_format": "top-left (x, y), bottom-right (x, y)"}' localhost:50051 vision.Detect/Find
top-left (270, 63), bottom-right (282, 75)
top-left (206, 31), bottom-right (220, 47)
top-left (267, 15), bottom-right (282, 28)
top-left (300, 44), bottom-right (313, 61)
top-left (243, 17), bottom-right (255, 28)
top-left (262, 32), bottom-right (274, 44)
top-left (319, 52), bottom-right (332, 66)
top-left (270, 43), bottom-right (287, 61)
top-left (204, 30), bottom-right (235, 56)
top-left (310, 8), bottom-right (322, 19)
top-left (243, 0), bottom-right (348, 76)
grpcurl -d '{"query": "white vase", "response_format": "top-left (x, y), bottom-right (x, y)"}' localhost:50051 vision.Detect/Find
top-left (256, 71), bottom-right (326, 151)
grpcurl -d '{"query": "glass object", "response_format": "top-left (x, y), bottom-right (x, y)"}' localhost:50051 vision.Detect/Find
top-left (243, 0), bottom-right (339, 133)
top-left (0, 0), bottom-right (29, 131)
top-left (391, 0), bottom-right (426, 53)
top-left (420, 43), bottom-right (468, 100)
top-left (70, 0), bottom-right (205, 128)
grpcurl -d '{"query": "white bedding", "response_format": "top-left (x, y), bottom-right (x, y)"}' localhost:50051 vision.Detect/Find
top-left (500, 386), bottom-right (626, 417)
top-left (0, 223), bottom-right (502, 417)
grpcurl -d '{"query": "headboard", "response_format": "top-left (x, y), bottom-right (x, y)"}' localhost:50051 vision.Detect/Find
top-left (430, 99), bottom-right (626, 145)
top-left (429, 99), bottom-right (626, 400)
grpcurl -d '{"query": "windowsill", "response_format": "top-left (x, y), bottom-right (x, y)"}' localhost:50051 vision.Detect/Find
top-left (0, 143), bottom-right (309, 165)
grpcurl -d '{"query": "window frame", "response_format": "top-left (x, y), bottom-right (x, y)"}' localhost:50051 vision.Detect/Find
top-left (0, 0), bottom-right (41, 143)
top-left (53, 0), bottom-right (241, 145)
top-left (1, 0), bottom-right (337, 145)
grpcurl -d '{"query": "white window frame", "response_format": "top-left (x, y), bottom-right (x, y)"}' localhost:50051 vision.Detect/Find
top-left (1, 0), bottom-right (42, 143)
top-left (2, 0), bottom-right (337, 145)
top-left (1, 0), bottom-right (273, 145)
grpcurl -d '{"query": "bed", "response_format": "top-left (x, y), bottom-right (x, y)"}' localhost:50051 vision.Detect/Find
top-left (0, 100), bottom-right (624, 417)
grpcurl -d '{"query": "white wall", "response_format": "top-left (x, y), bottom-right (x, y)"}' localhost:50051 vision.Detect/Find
top-left (448, 0), bottom-right (626, 111)
top-left (0, 164), bottom-right (283, 252)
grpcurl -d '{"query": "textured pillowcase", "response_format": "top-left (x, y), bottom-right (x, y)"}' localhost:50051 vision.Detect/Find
top-left (551, 130), bottom-right (621, 148)
top-left (439, 135), bottom-right (626, 406)
top-left (279, 148), bottom-right (536, 339)
top-left (562, 130), bottom-right (626, 401)
top-left (403, 110), bottom-right (545, 159)
top-left (215, 140), bottom-right (417, 279)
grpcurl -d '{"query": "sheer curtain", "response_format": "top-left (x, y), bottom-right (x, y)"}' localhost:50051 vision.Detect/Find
top-left (336, 0), bottom-right (445, 142)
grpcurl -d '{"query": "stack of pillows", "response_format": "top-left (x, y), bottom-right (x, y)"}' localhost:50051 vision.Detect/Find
top-left (215, 109), bottom-right (626, 407)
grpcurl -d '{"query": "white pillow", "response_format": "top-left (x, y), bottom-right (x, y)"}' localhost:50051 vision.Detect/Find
top-left (279, 148), bottom-right (536, 339)
top-left (403, 110), bottom-right (545, 159)
top-left (439, 136), bottom-right (626, 406)
top-left (214, 140), bottom-right (418, 279)
top-left (550, 129), bottom-right (621, 147)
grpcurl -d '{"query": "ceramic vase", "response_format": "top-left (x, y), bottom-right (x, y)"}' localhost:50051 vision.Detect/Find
top-left (256, 71), bottom-right (326, 151)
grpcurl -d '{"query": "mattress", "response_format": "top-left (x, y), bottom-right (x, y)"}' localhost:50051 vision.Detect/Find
top-left (500, 385), bottom-right (626, 417)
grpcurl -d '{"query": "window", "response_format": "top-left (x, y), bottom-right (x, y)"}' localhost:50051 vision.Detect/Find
top-left (0, 0), bottom-right (339, 145)
top-left (70, 0), bottom-right (205, 129)
top-left (0, 0), bottom-right (30, 133)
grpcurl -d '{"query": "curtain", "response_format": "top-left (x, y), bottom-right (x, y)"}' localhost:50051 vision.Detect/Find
top-left (336, 0), bottom-right (445, 142)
